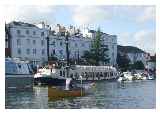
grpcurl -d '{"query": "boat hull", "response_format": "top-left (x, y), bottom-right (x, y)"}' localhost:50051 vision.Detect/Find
top-left (34, 76), bottom-right (119, 86)
top-left (48, 87), bottom-right (85, 101)
top-left (5, 74), bottom-right (33, 89)
top-left (34, 77), bottom-right (66, 86)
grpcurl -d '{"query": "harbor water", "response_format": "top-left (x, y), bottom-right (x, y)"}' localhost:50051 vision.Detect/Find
top-left (5, 80), bottom-right (156, 109)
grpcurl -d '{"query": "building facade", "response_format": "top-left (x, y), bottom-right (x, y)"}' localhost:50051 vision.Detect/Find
top-left (127, 52), bottom-right (150, 66)
top-left (6, 21), bottom-right (117, 66)
top-left (5, 21), bottom-right (49, 65)
top-left (49, 33), bottom-right (91, 61)
top-left (82, 29), bottom-right (117, 65)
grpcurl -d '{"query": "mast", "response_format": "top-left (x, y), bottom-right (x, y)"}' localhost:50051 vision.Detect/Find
top-left (47, 35), bottom-right (49, 62)
top-left (47, 27), bottom-right (51, 62)
top-left (65, 31), bottom-right (70, 78)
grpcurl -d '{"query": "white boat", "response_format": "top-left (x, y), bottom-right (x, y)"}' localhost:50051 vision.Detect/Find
top-left (141, 76), bottom-right (147, 80)
top-left (117, 77), bottom-right (123, 82)
top-left (34, 65), bottom-right (120, 86)
top-left (147, 74), bottom-right (154, 80)
top-left (5, 58), bottom-right (34, 89)
top-left (123, 72), bottom-right (133, 81)
top-left (64, 65), bottom-right (119, 82)
top-left (34, 67), bottom-right (67, 86)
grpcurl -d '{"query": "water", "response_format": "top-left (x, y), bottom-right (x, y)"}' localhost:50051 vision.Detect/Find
top-left (5, 80), bottom-right (156, 109)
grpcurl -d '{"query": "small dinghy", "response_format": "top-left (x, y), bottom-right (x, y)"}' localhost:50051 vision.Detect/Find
top-left (48, 86), bottom-right (85, 101)
top-left (48, 78), bottom-right (95, 101)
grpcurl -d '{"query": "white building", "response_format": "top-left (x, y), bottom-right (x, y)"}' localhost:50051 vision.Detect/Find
top-left (146, 55), bottom-right (156, 71)
top-left (6, 22), bottom-right (117, 66)
top-left (82, 29), bottom-right (117, 65)
top-left (127, 52), bottom-right (149, 66)
top-left (49, 33), bottom-right (91, 60)
top-left (6, 21), bottom-right (49, 65)
top-left (146, 61), bottom-right (156, 71)
top-left (101, 33), bottom-right (117, 65)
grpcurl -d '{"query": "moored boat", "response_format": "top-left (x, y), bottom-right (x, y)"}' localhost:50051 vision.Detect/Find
top-left (147, 74), bottom-right (155, 80)
top-left (34, 67), bottom-right (67, 86)
top-left (48, 78), bottom-right (95, 101)
top-left (48, 86), bottom-right (85, 101)
top-left (5, 58), bottom-right (34, 89)
top-left (61, 65), bottom-right (120, 82)
top-left (34, 65), bottom-right (120, 86)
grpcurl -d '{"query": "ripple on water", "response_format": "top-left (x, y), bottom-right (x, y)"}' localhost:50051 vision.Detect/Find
top-left (5, 80), bottom-right (156, 109)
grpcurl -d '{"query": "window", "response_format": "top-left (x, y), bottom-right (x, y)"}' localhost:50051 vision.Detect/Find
top-left (26, 39), bottom-right (30, 44)
top-left (33, 31), bottom-right (36, 35)
top-left (42, 49), bottom-right (45, 55)
top-left (41, 40), bottom-right (45, 46)
top-left (17, 39), bottom-right (21, 45)
top-left (33, 40), bottom-right (36, 45)
top-left (51, 41), bottom-right (55, 46)
top-left (17, 30), bottom-right (21, 35)
top-left (33, 49), bottom-right (36, 55)
top-left (52, 49), bottom-right (55, 54)
top-left (42, 57), bottom-right (45, 61)
top-left (112, 45), bottom-right (114, 49)
top-left (26, 30), bottom-right (29, 35)
top-left (81, 43), bottom-right (85, 47)
top-left (60, 41), bottom-right (63, 46)
top-left (41, 32), bottom-right (44, 36)
top-left (26, 49), bottom-right (30, 55)
top-left (17, 48), bottom-right (21, 55)
top-left (75, 43), bottom-right (78, 47)
top-left (59, 50), bottom-right (63, 55)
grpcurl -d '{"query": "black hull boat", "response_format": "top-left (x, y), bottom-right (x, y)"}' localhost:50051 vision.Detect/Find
top-left (34, 77), bottom-right (66, 86)
top-left (34, 76), bottom-right (119, 86)
top-left (34, 65), bottom-right (120, 86)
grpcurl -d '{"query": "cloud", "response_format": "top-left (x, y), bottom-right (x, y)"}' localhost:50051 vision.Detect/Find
top-left (71, 6), bottom-right (112, 25)
top-left (0, 5), bottom-right (57, 24)
top-left (119, 30), bottom-right (156, 55)
top-left (71, 6), bottom-right (155, 26)
top-left (118, 32), bottom-right (134, 46)
top-left (136, 7), bottom-right (155, 23)
top-left (0, 5), bottom-right (155, 55)
top-left (134, 30), bottom-right (155, 54)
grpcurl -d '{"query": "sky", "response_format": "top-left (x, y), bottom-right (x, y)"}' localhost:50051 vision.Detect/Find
top-left (1, 5), bottom-right (156, 55)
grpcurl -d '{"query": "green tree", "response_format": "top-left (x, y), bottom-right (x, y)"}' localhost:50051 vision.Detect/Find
top-left (117, 53), bottom-right (130, 72)
top-left (82, 28), bottom-right (110, 65)
top-left (131, 61), bottom-right (145, 70)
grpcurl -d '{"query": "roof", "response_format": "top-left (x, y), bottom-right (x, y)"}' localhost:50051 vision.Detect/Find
top-left (89, 30), bottom-right (96, 33)
top-left (9, 21), bottom-right (38, 28)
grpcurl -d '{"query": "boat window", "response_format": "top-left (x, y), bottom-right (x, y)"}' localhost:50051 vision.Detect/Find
top-left (18, 64), bottom-right (21, 68)
top-left (111, 72), bottom-right (113, 76)
top-left (81, 72), bottom-right (84, 77)
top-left (63, 71), bottom-right (65, 77)
top-left (60, 71), bottom-right (62, 76)
top-left (5, 61), bottom-right (18, 74)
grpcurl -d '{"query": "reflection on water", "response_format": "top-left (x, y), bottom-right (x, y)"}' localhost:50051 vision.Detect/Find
top-left (5, 80), bottom-right (155, 109)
